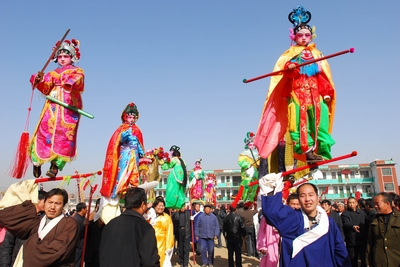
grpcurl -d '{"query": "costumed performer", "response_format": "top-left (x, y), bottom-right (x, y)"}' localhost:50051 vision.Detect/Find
top-left (259, 172), bottom-right (350, 266)
top-left (256, 216), bottom-right (280, 267)
top-left (188, 158), bottom-right (205, 202)
top-left (238, 132), bottom-right (259, 204)
top-left (204, 174), bottom-right (217, 206)
top-left (30, 39), bottom-right (84, 178)
top-left (161, 145), bottom-right (188, 210)
top-left (99, 103), bottom-right (145, 224)
top-left (0, 180), bottom-right (79, 266)
top-left (254, 5), bottom-right (336, 164)
top-left (152, 198), bottom-right (175, 267)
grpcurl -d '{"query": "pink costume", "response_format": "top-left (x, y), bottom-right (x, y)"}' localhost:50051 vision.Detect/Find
top-left (257, 216), bottom-right (280, 267)
top-left (29, 53), bottom-right (84, 171)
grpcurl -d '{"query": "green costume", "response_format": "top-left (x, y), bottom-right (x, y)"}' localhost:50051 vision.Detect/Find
top-left (162, 157), bottom-right (187, 209)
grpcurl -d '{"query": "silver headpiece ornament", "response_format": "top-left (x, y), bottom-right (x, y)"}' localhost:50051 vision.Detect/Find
top-left (53, 39), bottom-right (81, 63)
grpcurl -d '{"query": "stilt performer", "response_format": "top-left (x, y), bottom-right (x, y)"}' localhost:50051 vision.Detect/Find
top-left (98, 103), bottom-right (145, 224)
top-left (11, 30), bottom-right (87, 179)
top-left (188, 158), bottom-right (205, 203)
top-left (252, 5), bottom-right (353, 164)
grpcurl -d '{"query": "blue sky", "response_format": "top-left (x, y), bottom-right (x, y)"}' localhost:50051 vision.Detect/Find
top-left (1, 1), bottom-right (399, 192)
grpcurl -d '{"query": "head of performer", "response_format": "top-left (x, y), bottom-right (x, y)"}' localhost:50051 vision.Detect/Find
top-left (125, 187), bottom-right (148, 215)
top-left (121, 102), bottom-right (139, 125)
top-left (194, 158), bottom-right (202, 170)
top-left (44, 188), bottom-right (69, 219)
top-left (287, 193), bottom-right (300, 210)
top-left (296, 183), bottom-right (319, 217)
top-left (153, 198), bottom-right (166, 215)
top-left (53, 39), bottom-right (80, 66)
top-left (288, 5), bottom-right (316, 46)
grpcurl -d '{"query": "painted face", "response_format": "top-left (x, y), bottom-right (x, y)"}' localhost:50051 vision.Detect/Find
top-left (374, 195), bottom-right (392, 214)
top-left (288, 199), bottom-right (300, 210)
top-left (125, 114), bottom-right (136, 125)
top-left (295, 29), bottom-right (312, 46)
top-left (298, 184), bottom-right (318, 216)
top-left (57, 51), bottom-right (72, 66)
top-left (44, 195), bottom-right (65, 219)
top-left (195, 162), bottom-right (201, 168)
top-left (154, 202), bottom-right (165, 215)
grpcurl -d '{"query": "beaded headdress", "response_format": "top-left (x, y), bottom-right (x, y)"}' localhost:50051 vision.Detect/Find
top-left (53, 39), bottom-right (81, 63)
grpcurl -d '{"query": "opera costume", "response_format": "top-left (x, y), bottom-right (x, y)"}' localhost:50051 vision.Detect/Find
top-left (153, 212), bottom-right (175, 267)
top-left (188, 158), bottom-right (205, 201)
top-left (30, 39), bottom-right (84, 178)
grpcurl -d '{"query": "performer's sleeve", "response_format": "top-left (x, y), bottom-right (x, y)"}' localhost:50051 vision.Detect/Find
top-left (63, 68), bottom-right (84, 93)
top-left (317, 74), bottom-right (335, 100)
top-left (256, 217), bottom-right (268, 251)
top-left (34, 218), bottom-right (79, 266)
top-left (262, 192), bottom-right (301, 236)
top-left (140, 228), bottom-right (160, 267)
top-left (332, 220), bottom-right (352, 266)
top-left (30, 72), bottom-right (54, 95)
top-left (166, 216), bottom-right (175, 250)
top-left (284, 61), bottom-right (300, 79)
top-left (0, 201), bottom-right (39, 240)
top-left (161, 159), bottom-right (176, 171)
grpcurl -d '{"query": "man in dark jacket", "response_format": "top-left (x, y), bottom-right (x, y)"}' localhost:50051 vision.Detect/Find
top-left (99, 187), bottom-right (160, 267)
top-left (213, 204), bottom-right (226, 248)
top-left (223, 205), bottom-right (245, 267)
top-left (321, 199), bottom-right (345, 240)
top-left (341, 197), bottom-right (368, 267)
top-left (172, 204), bottom-right (192, 267)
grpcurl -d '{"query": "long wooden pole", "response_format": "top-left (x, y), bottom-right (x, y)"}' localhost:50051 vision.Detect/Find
top-left (243, 48), bottom-right (355, 83)
top-left (34, 171), bottom-right (102, 183)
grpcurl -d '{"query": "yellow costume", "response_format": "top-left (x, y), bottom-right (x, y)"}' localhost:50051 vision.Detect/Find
top-left (153, 213), bottom-right (175, 266)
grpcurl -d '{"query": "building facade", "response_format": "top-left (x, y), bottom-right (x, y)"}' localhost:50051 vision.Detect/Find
top-left (154, 159), bottom-right (398, 205)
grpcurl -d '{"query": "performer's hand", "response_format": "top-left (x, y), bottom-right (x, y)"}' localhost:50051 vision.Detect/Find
top-left (260, 249), bottom-right (267, 255)
top-left (323, 95), bottom-right (331, 102)
top-left (288, 63), bottom-right (297, 71)
top-left (34, 72), bottom-right (44, 85)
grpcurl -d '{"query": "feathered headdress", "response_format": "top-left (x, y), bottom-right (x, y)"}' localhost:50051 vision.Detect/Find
top-left (53, 39), bottom-right (81, 63)
top-left (288, 5), bottom-right (317, 41)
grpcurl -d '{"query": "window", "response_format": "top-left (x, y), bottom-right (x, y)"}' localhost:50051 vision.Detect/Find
top-left (226, 176), bottom-right (231, 183)
top-left (350, 171), bottom-right (355, 178)
top-left (232, 176), bottom-right (241, 186)
top-left (220, 176), bottom-right (225, 183)
top-left (322, 172), bottom-right (326, 179)
top-left (331, 172), bottom-right (337, 179)
top-left (352, 186), bottom-right (357, 193)
top-left (382, 168), bottom-right (392, 176)
top-left (333, 186), bottom-right (338, 194)
top-left (384, 183), bottom-right (394, 191)
top-left (163, 178), bottom-right (167, 185)
top-left (360, 171), bottom-right (369, 178)
top-left (221, 190), bottom-right (226, 198)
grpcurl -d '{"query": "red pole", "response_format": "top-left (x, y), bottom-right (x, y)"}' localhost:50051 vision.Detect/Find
top-left (34, 171), bottom-right (102, 183)
top-left (189, 193), bottom-right (196, 265)
top-left (80, 184), bottom-right (98, 267)
top-left (248, 151), bottom-right (358, 187)
top-left (243, 48), bottom-right (355, 83)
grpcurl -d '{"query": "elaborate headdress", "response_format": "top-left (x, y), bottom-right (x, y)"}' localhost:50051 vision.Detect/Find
top-left (169, 145), bottom-right (180, 152)
top-left (53, 39), bottom-right (81, 63)
top-left (243, 132), bottom-right (255, 149)
top-left (121, 102), bottom-right (139, 123)
top-left (288, 5), bottom-right (316, 40)
top-left (195, 158), bottom-right (202, 164)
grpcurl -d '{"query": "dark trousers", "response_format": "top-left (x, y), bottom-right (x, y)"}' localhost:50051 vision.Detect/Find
top-left (244, 226), bottom-right (256, 256)
top-left (178, 228), bottom-right (190, 266)
top-left (199, 238), bottom-right (215, 265)
top-left (75, 239), bottom-right (84, 267)
top-left (227, 239), bottom-right (242, 267)
top-left (347, 244), bottom-right (367, 267)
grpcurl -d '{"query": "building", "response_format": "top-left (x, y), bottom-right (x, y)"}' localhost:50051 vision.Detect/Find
top-left (154, 159), bottom-right (398, 205)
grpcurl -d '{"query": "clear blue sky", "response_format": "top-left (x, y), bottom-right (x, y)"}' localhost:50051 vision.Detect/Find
top-left (1, 1), bottom-right (399, 192)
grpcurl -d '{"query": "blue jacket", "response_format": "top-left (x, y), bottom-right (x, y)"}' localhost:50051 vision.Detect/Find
top-left (195, 212), bottom-right (219, 239)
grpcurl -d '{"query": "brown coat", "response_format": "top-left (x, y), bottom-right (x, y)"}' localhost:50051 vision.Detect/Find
top-left (0, 200), bottom-right (79, 267)
top-left (366, 209), bottom-right (400, 267)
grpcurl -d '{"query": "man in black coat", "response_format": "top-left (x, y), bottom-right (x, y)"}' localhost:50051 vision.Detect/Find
top-left (341, 197), bottom-right (368, 267)
top-left (321, 199), bottom-right (345, 240)
top-left (99, 188), bottom-right (160, 267)
top-left (223, 205), bottom-right (245, 267)
top-left (172, 204), bottom-right (191, 267)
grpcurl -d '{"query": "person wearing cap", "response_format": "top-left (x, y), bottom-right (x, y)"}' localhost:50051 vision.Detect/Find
top-left (195, 203), bottom-right (220, 267)
top-left (254, 5), bottom-right (336, 163)
top-left (29, 39), bottom-right (84, 178)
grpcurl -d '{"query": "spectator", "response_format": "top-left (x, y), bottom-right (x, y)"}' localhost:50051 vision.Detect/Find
top-left (99, 187), bottom-right (160, 267)
top-left (195, 203), bottom-right (219, 267)
top-left (287, 194), bottom-right (300, 210)
top-left (0, 186), bottom-right (79, 266)
top-left (337, 202), bottom-right (345, 215)
top-left (321, 199), bottom-right (345, 240)
top-left (366, 192), bottom-right (400, 266)
top-left (364, 198), bottom-right (377, 230)
top-left (84, 198), bottom-right (104, 267)
top-left (190, 202), bottom-right (202, 255)
top-left (236, 203), bottom-right (258, 257)
top-left (172, 204), bottom-right (191, 267)
top-left (223, 205), bottom-right (245, 267)
top-left (341, 197), bottom-right (367, 267)
top-left (73, 202), bottom-right (87, 267)
top-left (213, 204), bottom-right (226, 248)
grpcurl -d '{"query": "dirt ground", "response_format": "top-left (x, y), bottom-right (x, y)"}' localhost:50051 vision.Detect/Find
top-left (171, 239), bottom-right (260, 267)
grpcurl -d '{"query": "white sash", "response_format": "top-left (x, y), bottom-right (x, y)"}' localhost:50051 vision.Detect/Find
top-left (38, 214), bottom-right (65, 240)
top-left (292, 205), bottom-right (329, 258)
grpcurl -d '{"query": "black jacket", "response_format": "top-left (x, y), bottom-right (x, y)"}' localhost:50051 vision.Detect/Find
top-left (213, 208), bottom-right (226, 231)
top-left (223, 212), bottom-right (245, 241)
top-left (172, 210), bottom-right (192, 239)
top-left (341, 208), bottom-right (368, 246)
top-left (329, 210), bottom-right (345, 240)
top-left (99, 209), bottom-right (160, 267)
